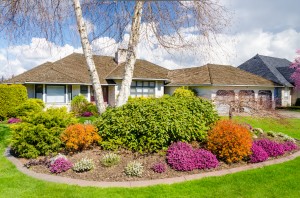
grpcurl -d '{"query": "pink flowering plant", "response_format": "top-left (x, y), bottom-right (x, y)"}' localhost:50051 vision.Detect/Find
top-left (290, 49), bottom-right (300, 89)
top-left (8, 118), bottom-right (21, 124)
top-left (151, 162), bottom-right (167, 173)
top-left (282, 141), bottom-right (298, 152)
top-left (249, 143), bottom-right (269, 163)
top-left (254, 139), bottom-right (285, 157)
top-left (50, 157), bottom-right (73, 174)
top-left (81, 112), bottom-right (93, 117)
top-left (166, 142), bottom-right (219, 171)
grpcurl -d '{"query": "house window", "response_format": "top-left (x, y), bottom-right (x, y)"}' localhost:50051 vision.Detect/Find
top-left (130, 81), bottom-right (155, 97)
top-left (46, 85), bottom-right (66, 103)
top-left (67, 85), bottom-right (72, 102)
top-left (80, 85), bottom-right (88, 98)
top-left (35, 84), bottom-right (43, 100)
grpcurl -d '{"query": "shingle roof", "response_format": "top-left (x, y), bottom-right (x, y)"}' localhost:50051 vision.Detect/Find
top-left (5, 53), bottom-right (169, 84)
top-left (238, 54), bottom-right (294, 87)
top-left (167, 64), bottom-right (277, 87)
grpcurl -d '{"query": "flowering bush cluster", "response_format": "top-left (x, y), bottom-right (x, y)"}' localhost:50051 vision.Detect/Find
top-left (151, 162), bottom-right (167, 173)
top-left (61, 124), bottom-right (101, 151)
top-left (167, 142), bottom-right (218, 171)
top-left (81, 112), bottom-right (93, 117)
top-left (254, 139), bottom-right (285, 157)
top-left (8, 118), bottom-right (21, 124)
top-left (50, 157), bottom-right (73, 174)
top-left (250, 139), bottom-right (298, 163)
top-left (207, 120), bottom-right (252, 163)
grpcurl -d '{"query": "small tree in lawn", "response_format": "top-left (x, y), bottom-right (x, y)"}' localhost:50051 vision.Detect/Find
top-left (290, 49), bottom-right (300, 89)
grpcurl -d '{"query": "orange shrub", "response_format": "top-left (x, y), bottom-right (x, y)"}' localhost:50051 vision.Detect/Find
top-left (61, 124), bottom-right (101, 151)
top-left (207, 120), bottom-right (252, 163)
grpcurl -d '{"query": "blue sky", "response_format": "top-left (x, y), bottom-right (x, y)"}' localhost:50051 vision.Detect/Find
top-left (0, 0), bottom-right (300, 78)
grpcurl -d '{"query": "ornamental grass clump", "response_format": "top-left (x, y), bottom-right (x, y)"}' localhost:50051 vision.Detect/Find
top-left (254, 139), bottom-right (285, 157)
top-left (50, 158), bottom-right (73, 174)
top-left (151, 162), bottom-right (167, 173)
top-left (72, 158), bottom-right (94, 172)
top-left (249, 143), bottom-right (269, 163)
top-left (193, 149), bottom-right (219, 169)
top-left (207, 120), bottom-right (252, 163)
top-left (100, 153), bottom-right (120, 167)
top-left (124, 161), bottom-right (144, 177)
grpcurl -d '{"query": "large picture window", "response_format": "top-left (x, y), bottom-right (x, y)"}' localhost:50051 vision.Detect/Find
top-left (130, 81), bottom-right (155, 97)
top-left (35, 84), bottom-right (43, 100)
top-left (46, 85), bottom-right (66, 103)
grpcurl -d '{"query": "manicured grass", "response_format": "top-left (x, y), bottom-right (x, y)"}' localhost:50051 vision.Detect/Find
top-left (78, 116), bottom-right (97, 123)
top-left (1, 119), bottom-right (300, 197)
top-left (233, 117), bottom-right (300, 139)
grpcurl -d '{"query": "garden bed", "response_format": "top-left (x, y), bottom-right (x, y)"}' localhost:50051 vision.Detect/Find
top-left (16, 143), bottom-right (299, 182)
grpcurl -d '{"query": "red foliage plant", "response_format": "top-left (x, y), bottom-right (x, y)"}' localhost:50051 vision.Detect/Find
top-left (207, 120), bottom-right (253, 163)
top-left (61, 124), bottom-right (101, 152)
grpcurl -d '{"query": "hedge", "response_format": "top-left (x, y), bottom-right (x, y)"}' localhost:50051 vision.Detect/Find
top-left (0, 84), bottom-right (27, 120)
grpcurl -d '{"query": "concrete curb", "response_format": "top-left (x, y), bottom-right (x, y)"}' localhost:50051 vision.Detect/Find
top-left (4, 148), bottom-right (300, 188)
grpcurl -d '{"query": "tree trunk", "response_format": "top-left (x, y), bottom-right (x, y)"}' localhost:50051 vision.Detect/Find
top-left (116, 1), bottom-right (144, 107)
top-left (72, 0), bottom-right (106, 114)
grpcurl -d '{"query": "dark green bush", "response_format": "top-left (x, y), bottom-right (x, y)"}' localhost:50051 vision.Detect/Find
top-left (94, 95), bottom-right (219, 153)
top-left (295, 98), bottom-right (300, 106)
top-left (0, 84), bottom-right (27, 120)
top-left (10, 123), bottom-right (62, 158)
top-left (14, 98), bottom-right (45, 117)
top-left (11, 107), bottom-right (78, 158)
top-left (71, 95), bottom-right (89, 116)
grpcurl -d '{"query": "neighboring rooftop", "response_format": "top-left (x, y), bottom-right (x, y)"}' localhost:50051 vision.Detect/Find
top-left (238, 54), bottom-right (295, 87)
top-left (167, 64), bottom-right (277, 87)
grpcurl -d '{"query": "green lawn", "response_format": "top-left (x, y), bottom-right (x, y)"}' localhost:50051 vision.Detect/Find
top-left (78, 116), bottom-right (97, 123)
top-left (1, 119), bottom-right (300, 197)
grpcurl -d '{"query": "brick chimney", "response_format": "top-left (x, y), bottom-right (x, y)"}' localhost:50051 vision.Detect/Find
top-left (115, 48), bottom-right (127, 64)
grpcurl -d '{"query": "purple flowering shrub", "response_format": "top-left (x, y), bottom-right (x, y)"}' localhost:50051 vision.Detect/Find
top-left (50, 157), bottom-right (73, 174)
top-left (166, 142), bottom-right (219, 171)
top-left (8, 118), bottom-right (21, 124)
top-left (193, 149), bottom-right (219, 169)
top-left (151, 162), bottom-right (167, 173)
top-left (282, 141), bottom-right (298, 152)
top-left (254, 139), bottom-right (285, 157)
top-left (81, 112), bottom-right (93, 117)
top-left (249, 143), bottom-right (269, 163)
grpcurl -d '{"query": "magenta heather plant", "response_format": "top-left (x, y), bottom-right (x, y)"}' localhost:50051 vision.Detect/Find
top-left (193, 149), bottom-right (219, 169)
top-left (166, 142), bottom-right (196, 171)
top-left (255, 139), bottom-right (285, 157)
top-left (50, 157), bottom-right (73, 174)
top-left (167, 142), bottom-right (219, 171)
top-left (282, 141), bottom-right (298, 152)
top-left (81, 112), bottom-right (93, 117)
top-left (8, 118), bottom-right (21, 124)
top-left (250, 143), bottom-right (269, 163)
top-left (151, 162), bottom-right (167, 173)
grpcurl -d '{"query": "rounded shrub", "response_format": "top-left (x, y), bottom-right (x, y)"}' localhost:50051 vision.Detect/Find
top-left (193, 149), bottom-right (219, 169)
top-left (151, 162), bottom-right (167, 173)
top-left (71, 95), bottom-right (89, 116)
top-left (172, 87), bottom-right (195, 98)
top-left (50, 157), bottom-right (73, 174)
top-left (61, 124), bottom-right (101, 152)
top-left (249, 143), bottom-right (269, 163)
top-left (14, 98), bottom-right (45, 117)
top-left (254, 139), bottom-right (285, 157)
top-left (94, 95), bottom-right (219, 153)
top-left (282, 141), bottom-right (298, 152)
top-left (207, 120), bottom-right (252, 163)
top-left (124, 161), bottom-right (144, 177)
top-left (72, 158), bottom-right (94, 172)
top-left (100, 153), bottom-right (121, 167)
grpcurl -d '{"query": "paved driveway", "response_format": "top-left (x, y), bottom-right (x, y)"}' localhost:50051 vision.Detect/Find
top-left (276, 110), bottom-right (300, 118)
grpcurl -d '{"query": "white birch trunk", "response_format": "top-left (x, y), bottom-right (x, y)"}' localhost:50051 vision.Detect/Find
top-left (116, 1), bottom-right (144, 107)
top-left (72, 0), bottom-right (106, 114)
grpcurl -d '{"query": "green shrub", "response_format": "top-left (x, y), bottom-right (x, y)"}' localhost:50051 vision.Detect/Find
top-left (100, 153), bottom-right (121, 167)
top-left (172, 87), bottom-right (195, 98)
top-left (0, 84), bottom-right (27, 120)
top-left (22, 107), bottom-right (77, 129)
top-left (71, 95), bottom-right (89, 116)
top-left (94, 95), bottom-right (219, 153)
top-left (72, 158), bottom-right (94, 172)
top-left (10, 123), bottom-right (62, 158)
top-left (85, 103), bottom-right (98, 116)
top-left (124, 161), bottom-right (144, 177)
top-left (14, 99), bottom-right (45, 117)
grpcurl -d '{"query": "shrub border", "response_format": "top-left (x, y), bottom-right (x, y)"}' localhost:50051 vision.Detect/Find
top-left (4, 147), bottom-right (300, 188)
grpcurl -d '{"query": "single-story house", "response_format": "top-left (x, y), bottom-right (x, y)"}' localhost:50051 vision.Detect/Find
top-left (238, 54), bottom-right (300, 106)
top-left (5, 50), bottom-right (280, 113)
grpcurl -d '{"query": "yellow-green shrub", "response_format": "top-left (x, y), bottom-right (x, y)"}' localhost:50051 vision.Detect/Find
top-left (0, 84), bottom-right (27, 120)
top-left (172, 87), bottom-right (195, 98)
